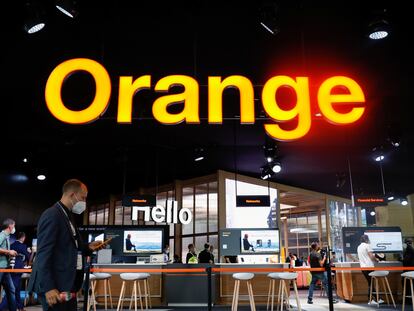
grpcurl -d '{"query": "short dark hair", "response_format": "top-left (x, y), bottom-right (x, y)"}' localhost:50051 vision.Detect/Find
top-left (17, 232), bottom-right (26, 240)
top-left (360, 234), bottom-right (370, 243)
top-left (188, 243), bottom-right (194, 250)
top-left (204, 243), bottom-right (210, 249)
top-left (62, 179), bottom-right (84, 194)
top-left (2, 218), bottom-right (15, 230)
top-left (311, 242), bottom-right (318, 250)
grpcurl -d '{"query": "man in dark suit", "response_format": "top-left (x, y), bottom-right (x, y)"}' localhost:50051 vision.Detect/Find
top-left (28, 179), bottom-right (106, 311)
top-left (242, 234), bottom-right (254, 252)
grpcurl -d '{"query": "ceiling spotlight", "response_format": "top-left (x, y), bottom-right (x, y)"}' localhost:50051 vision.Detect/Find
top-left (261, 164), bottom-right (274, 180)
top-left (336, 172), bottom-right (346, 188)
top-left (259, 1), bottom-right (280, 36)
top-left (24, 1), bottom-right (46, 34)
top-left (55, 0), bottom-right (78, 18)
top-left (372, 146), bottom-right (385, 162)
top-left (23, 158), bottom-right (28, 163)
top-left (37, 174), bottom-right (46, 181)
top-left (401, 197), bottom-right (408, 206)
top-left (194, 148), bottom-right (205, 162)
top-left (387, 195), bottom-right (394, 201)
top-left (367, 10), bottom-right (390, 40)
top-left (387, 126), bottom-right (402, 148)
top-left (266, 156), bottom-right (273, 163)
top-left (272, 162), bottom-right (282, 173)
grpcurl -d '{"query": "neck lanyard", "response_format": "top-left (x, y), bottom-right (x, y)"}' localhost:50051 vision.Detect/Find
top-left (57, 202), bottom-right (78, 248)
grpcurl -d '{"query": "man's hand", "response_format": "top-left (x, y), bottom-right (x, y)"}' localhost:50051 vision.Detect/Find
top-left (89, 240), bottom-right (106, 252)
top-left (8, 250), bottom-right (17, 257)
top-left (45, 289), bottom-right (61, 306)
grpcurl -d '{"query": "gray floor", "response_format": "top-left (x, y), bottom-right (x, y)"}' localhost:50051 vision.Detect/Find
top-left (24, 289), bottom-right (414, 311)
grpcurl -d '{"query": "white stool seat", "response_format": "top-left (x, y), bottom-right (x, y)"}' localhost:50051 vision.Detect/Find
top-left (278, 272), bottom-right (298, 280)
top-left (93, 273), bottom-right (112, 280)
top-left (369, 271), bottom-right (389, 277)
top-left (89, 274), bottom-right (97, 281)
top-left (232, 273), bottom-right (254, 280)
top-left (21, 273), bottom-right (31, 279)
top-left (120, 273), bottom-right (149, 281)
top-left (267, 272), bottom-right (281, 279)
top-left (402, 271), bottom-right (414, 279)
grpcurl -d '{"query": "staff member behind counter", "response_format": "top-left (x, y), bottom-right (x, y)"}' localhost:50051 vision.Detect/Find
top-left (357, 234), bottom-right (382, 305)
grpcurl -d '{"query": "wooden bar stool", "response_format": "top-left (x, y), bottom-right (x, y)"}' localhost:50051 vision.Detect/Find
top-left (93, 273), bottom-right (114, 310)
top-left (21, 273), bottom-right (31, 307)
top-left (117, 273), bottom-right (150, 311)
top-left (278, 272), bottom-right (301, 311)
top-left (368, 271), bottom-right (396, 308)
top-left (231, 273), bottom-right (256, 311)
top-left (87, 274), bottom-right (98, 311)
top-left (402, 271), bottom-right (414, 311)
top-left (267, 273), bottom-right (282, 311)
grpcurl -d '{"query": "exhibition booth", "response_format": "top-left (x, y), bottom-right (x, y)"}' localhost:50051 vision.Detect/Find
top-left (79, 170), bottom-right (410, 307)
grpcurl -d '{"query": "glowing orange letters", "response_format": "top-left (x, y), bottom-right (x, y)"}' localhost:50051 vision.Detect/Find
top-left (45, 58), bottom-right (366, 141)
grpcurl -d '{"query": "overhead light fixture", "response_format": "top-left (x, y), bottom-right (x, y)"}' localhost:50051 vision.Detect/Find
top-left (280, 204), bottom-right (296, 210)
top-left (272, 162), bottom-right (282, 173)
top-left (23, 158), bottom-right (28, 163)
top-left (401, 197), bottom-right (408, 206)
top-left (387, 126), bottom-right (402, 148)
top-left (336, 172), bottom-right (346, 188)
top-left (367, 9), bottom-right (390, 40)
top-left (280, 216), bottom-right (287, 220)
top-left (259, 1), bottom-right (280, 36)
top-left (387, 195), bottom-right (394, 201)
top-left (24, 1), bottom-right (46, 34)
top-left (372, 146), bottom-right (385, 162)
top-left (55, 0), bottom-right (78, 18)
top-left (260, 164), bottom-right (274, 180)
top-left (37, 174), bottom-right (46, 181)
top-left (10, 174), bottom-right (29, 183)
top-left (194, 148), bottom-right (205, 162)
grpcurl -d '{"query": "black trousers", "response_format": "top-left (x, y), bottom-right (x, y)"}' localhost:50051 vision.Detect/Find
top-left (39, 295), bottom-right (77, 311)
top-left (362, 270), bottom-right (373, 299)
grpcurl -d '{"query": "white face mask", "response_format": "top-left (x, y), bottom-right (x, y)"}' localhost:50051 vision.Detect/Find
top-left (10, 227), bottom-right (16, 235)
top-left (71, 194), bottom-right (86, 215)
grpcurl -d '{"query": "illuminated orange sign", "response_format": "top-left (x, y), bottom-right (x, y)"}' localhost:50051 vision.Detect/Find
top-left (45, 58), bottom-right (366, 141)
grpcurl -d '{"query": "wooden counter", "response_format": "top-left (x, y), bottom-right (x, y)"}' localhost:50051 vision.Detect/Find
top-left (335, 261), bottom-right (403, 303)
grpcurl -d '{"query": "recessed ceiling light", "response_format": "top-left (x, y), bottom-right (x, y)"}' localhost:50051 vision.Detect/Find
top-left (37, 174), bottom-right (46, 181)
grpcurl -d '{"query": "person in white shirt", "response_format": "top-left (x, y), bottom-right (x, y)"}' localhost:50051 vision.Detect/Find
top-left (357, 234), bottom-right (379, 304)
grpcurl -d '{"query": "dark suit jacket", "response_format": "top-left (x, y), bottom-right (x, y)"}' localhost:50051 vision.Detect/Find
top-left (28, 202), bottom-right (90, 294)
top-left (125, 239), bottom-right (134, 250)
top-left (11, 241), bottom-right (31, 269)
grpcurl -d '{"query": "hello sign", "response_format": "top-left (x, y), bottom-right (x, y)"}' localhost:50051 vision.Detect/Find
top-left (45, 58), bottom-right (366, 141)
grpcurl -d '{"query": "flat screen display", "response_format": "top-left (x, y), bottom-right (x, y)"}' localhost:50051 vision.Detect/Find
top-left (365, 231), bottom-right (403, 252)
top-left (240, 229), bottom-right (279, 253)
top-left (123, 230), bottom-right (163, 254)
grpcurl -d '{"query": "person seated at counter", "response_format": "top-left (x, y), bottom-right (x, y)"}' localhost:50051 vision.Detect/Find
top-left (357, 234), bottom-right (381, 305)
top-left (186, 244), bottom-right (198, 264)
top-left (173, 254), bottom-right (182, 263)
top-left (242, 234), bottom-right (254, 252)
